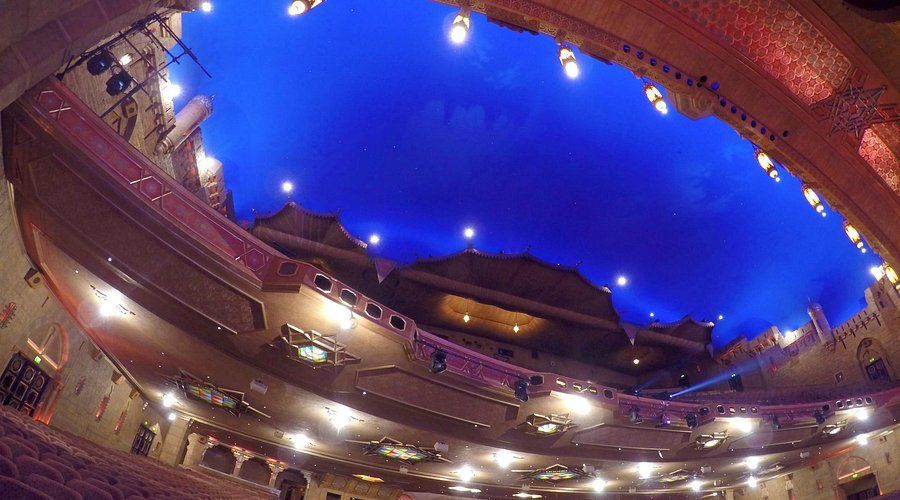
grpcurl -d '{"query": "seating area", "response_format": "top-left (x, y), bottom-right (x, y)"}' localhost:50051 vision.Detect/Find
top-left (673, 380), bottom-right (896, 406)
top-left (0, 405), bottom-right (274, 500)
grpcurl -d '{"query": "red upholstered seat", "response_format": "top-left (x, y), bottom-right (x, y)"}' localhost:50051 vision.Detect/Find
top-left (0, 440), bottom-right (11, 459)
top-left (15, 455), bottom-right (65, 484)
top-left (43, 457), bottom-right (82, 483)
top-left (85, 477), bottom-right (125, 500)
top-left (0, 455), bottom-right (18, 479)
top-left (67, 479), bottom-right (115, 500)
top-left (0, 476), bottom-right (54, 500)
top-left (0, 436), bottom-right (38, 459)
top-left (24, 475), bottom-right (84, 500)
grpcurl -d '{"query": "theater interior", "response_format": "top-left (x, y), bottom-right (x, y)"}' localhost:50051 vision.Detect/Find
top-left (0, 1), bottom-right (899, 499)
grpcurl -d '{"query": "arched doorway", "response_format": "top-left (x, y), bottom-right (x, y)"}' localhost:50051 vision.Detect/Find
top-left (856, 338), bottom-right (894, 382)
top-left (275, 468), bottom-right (307, 500)
top-left (200, 444), bottom-right (236, 474)
top-left (237, 456), bottom-right (270, 485)
top-left (836, 455), bottom-right (880, 499)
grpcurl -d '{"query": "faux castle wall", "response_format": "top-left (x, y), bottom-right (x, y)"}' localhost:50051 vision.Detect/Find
top-left (0, 123), bottom-right (174, 456)
top-left (730, 428), bottom-right (899, 499)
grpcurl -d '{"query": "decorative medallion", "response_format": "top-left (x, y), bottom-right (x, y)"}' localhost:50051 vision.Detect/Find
top-left (811, 73), bottom-right (899, 140)
top-left (657, 469), bottom-right (698, 483)
top-left (514, 463), bottom-right (591, 483)
top-left (348, 437), bottom-right (451, 465)
top-left (520, 413), bottom-right (576, 436)
top-left (164, 370), bottom-right (269, 418)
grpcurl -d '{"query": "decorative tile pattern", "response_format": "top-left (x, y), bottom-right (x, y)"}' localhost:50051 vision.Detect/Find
top-left (859, 129), bottom-right (900, 192)
top-left (658, 0), bottom-right (852, 104)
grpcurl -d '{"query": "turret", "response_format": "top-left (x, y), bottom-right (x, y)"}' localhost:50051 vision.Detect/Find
top-left (155, 95), bottom-right (213, 154)
top-left (807, 301), bottom-right (831, 343)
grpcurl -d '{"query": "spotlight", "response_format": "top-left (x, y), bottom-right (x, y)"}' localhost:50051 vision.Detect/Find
top-left (755, 150), bottom-right (780, 182)
top-left (557, 45), bottom-right (579, 79)
top-left (166, 412), bottom-right (177, 421)
top-left (718, 314), bottom-right (724, 321)
top-left (853, 408), bottom-right (870, 422)
top-left (456, 465), bottom-right (475, 482)
top-left (636, 462), bottom-right (653, 479)
top-left (514, 379), bottom-right (529, 402)
top-left (118, 53), bottom-right (133, 66)
top-left (632, 358), bottom-right (640, 365)
top-left (747, 476), bottom-right (758, 488)
top-left (286, 432), bottom-right (313, 449)
top-left (559, 394), bottom-right (591, 415)
top-left (813, 410), bottom-right (826, 425)
top-left (513, 323), bottom-right (520, 333)
top-left (429, 349), bottom-right (447, 374)
top-left (105, 71), bottom-right (133, 96)
top-left (732, 418), bottom-right (754, 433)
top-left (592, 478), bottom-right (607, 492)
top-left (616, 275), bottom-right (628, 286)
top-left (883, 264), bottom-right (899, 289)
top-left (678, 372), bottom-right (691, 388)
top-left (161, 83), bottom-right (182, 101)
top-left (643, 84), bottom-right (668, 114)
top-left (449, 8), bottom-right (471, 44)
top-left (771, 415), bottom-right (781, 430)
top-left (856, 434), bottom-right (868, 446)
top-left (368, 234), bottom-right (380, 245)
top-left (685, 413), bottom-right (698, 429)
top-left (281, 180), bottom-right (294, 194)
top-left (745, 457), bottom-right (760, 470)
top-left (462, 312), bottom-right (470, 323)
top-left (629, 406), bottom-right (643, 424)
top-left (200, 1), bottom-right (213, 12)
top-left (162, 392), bottom-right (177, 408)
top-left (288, 0), bottom-right (322, 16)
top-left (87, 50), bottom-right (116, 75)
top-left (463, 226), bottom-right (475, 239)
top-left (494, 450), bottom-right (514, 469)
top-left (690, 480), bottom-right (702, 492)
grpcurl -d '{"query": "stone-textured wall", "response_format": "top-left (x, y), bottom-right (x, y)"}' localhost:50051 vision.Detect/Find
top-left (730, 427), bottom-right (899, 499)
top-left (0, 122), bottom-right (173, 455)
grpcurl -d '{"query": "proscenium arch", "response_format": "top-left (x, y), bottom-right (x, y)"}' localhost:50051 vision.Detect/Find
top-left (434, 0), bottom-right (900, 268)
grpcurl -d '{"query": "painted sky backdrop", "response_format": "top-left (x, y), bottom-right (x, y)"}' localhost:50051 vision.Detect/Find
top-left (170, 0), bottom-right (880, 347)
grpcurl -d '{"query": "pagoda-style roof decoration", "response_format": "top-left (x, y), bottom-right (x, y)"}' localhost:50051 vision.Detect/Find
top-left (646, 316), bottom-right (714, 345)
top-left (251, 201), bottom-right (368, 254)
top-left (404, 247), bottom-right (618, 323)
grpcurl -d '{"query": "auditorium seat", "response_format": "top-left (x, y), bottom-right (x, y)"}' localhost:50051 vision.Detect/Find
top-left (24, 475), bottom-right (84, 500)
top-left (0, 476), bottom-right (54, 500)
top-left (0, 405), bottom-right (275, 499)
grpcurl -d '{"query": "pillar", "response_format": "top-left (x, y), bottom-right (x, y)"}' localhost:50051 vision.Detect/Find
top-left (157, 416), bottom-right (190, 466)
top-left (232, 450), bottom-right (249, 477)
top-left (267, 462), bottom-right (285, 488)
top-left (182, 433), bottom-right (208, 467)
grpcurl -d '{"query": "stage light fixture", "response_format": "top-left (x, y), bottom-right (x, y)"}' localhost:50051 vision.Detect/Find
top-left (514, 379), bottom-right (529, 402)
top-left (657, 413), bottom-right (671, 428)
top-left (557, 45), bottom-right (579, 79)
top-left (87, 50), bottom-right (116, 75)
top-left (801, 185), bottom-right (826, 216)
top-left (771, 415), bottom-right (781, 430)
top-left (430, 349), bottom-right (447, 374)
top-left (105, 71), bottom-right (133, 96)
top-left (678, 372), bottom-right (690, 388)
top-left (685, 413), bottom-right (698, 429)
top-left (592, 478), bottom-right (607, 492)
top-left (814, 410), bottom-right (826, 425)
top-left (643, 84), bottom-right (668, 114)
top-left (629, 406), bottom-right (642, 424)
top-left (449, 8), bottom-right (471, 44)
top-left (754, 150), bottom-right (780, 182)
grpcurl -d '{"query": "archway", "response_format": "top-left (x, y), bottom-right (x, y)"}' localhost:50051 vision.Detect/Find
top-left (200, 444), bottom-right (236, 474)
top-left (856, 338), bottom-right (894, 382)
top-left (836, 455), bottom-right (880, 499)
top-left (275, 468), bottom-right (308, 500)
top-left (237, 456), bottom-right (270, 485)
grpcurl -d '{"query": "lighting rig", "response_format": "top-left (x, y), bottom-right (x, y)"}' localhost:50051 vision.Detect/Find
top-left (56, 12), bottom-right (210, 120)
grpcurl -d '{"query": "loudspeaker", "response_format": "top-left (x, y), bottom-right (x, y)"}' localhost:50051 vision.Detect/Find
top-left (24, 268), bottom-right (43, 288)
